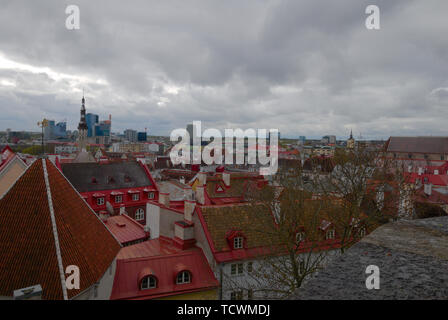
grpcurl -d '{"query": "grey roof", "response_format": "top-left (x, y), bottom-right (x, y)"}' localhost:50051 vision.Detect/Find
top-left (293, 216), bottom-right (448, 300)
top-left (61, 161), bottom-right (152, 192)
top-left (386, 136), bottom-right (448, 154)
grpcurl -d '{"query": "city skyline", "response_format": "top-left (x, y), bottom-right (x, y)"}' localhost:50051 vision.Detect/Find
top-left (0, 1), bottom-right (447, 139)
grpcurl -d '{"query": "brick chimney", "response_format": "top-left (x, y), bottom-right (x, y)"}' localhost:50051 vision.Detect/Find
top-left (159, 192), bottom-right (170, 207)
top-left (223, 172), bottom-right (231, 187)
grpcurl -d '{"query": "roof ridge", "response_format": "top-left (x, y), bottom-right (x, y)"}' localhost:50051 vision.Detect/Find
top-left (49, 159), bottom-right (123, 247)
top-left (42, 159), bottom-right (68, 300)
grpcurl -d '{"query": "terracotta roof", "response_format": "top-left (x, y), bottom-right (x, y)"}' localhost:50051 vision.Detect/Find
top-left (386, 136), bottom-right (448, 154)
top-left (111, 238), bottom-right (218, 300)
top-left (105, 215), bottom-right (149, 245)
top-left (0, 159), bottom-right (121, 300)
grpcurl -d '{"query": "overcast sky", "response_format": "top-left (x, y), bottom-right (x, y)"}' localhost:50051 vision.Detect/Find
top-left (0, 0), bottom-right (447, 139)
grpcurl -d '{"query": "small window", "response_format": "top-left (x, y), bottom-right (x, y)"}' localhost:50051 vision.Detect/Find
top-left (230, 291), bottom-right (243, 300)
top-left (176, 271), bottom-right (191, 284)
top-left (296, 232), bottom-right (305, 243)
top-left (132, 193), bottom-right (140, 201)
top-left (359, 227), bottom-right (366, 238)
top-left (124, 175), bottom-right (132, 183)
top-left (97, 197), bottom-right (105, 206)
top-left (108, 176), bottom-right (115, 184)
top-left (141, 276), bottom-right (157, 290)
top-left (247, 289), bottom-right (253, 300)
top-left (115, 195), bottom-right (122, 203)
top-left (247, 262), bottom-right (253, 273)
top-left (148, 192), bottom-right (154, 199)
top-left (230, 263), bottom-right (243, 276)
top-left (325, 229), bottom-right (335, 240)
top-left (135, 208), bottom-right (144, 221)
top-left (233, 237), bottom-right (243, 249)
top-left (91, 177), bottom-right (98, 184)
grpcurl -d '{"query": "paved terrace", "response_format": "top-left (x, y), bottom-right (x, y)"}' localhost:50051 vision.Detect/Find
top-left (293, 216), bottom-right (448, 299)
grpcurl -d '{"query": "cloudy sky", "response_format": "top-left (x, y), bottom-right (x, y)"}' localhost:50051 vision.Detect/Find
top-left (0, 0), bottom-right (447, 139)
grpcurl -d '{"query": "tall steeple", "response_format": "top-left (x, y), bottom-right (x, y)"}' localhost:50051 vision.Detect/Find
top-left (347, 128), bottom-right (355, 149)
top-left (77, 95), bottom-right (88, 151)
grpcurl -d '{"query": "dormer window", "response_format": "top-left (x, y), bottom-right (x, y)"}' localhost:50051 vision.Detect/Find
top-left (132, 193), bottom-right (140, 201)
top-left (296, 232), bottom-right (305, 243)
top-left (233, 237), bottom-right (243, 249)
top-left (141, 276), bottom-right (157, 290)
top-left (97, 197), bottom-right (105, 206)
top-left (325, 229), bottom-right (335, 240)
top-left (135, 208), bottom-right (144, 221)
top-left (176, 271), bottom-right (191, 284)
top-left (115, 195), bottom-right (122, 203)
top-left (148, 192), bottom-right (154, 199)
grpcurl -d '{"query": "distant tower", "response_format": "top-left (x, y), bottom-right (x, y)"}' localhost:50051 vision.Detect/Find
top-left (347, 129), bottom-right (355, 149)
top-left (77, 95), bottom-right (88, 151)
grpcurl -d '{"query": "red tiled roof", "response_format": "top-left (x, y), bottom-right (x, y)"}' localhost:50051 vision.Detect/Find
top-left (0, 159), bottom-right (121, 300)
top-left (111, 238), bottom-right (218, 300)
top-left (105, 215), bottom-right (148, 245)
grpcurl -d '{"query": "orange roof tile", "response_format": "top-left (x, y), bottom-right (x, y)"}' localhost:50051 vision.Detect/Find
top-left (0, 159), bottom-right (121, 300)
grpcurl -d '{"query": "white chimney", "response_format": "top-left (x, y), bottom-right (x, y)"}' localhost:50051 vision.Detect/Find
top-left (418, 167), bottom-right (423, 175)
top-left (184, 200), bottom-right (196, 223)
top-left (434, 169), bottom-right (439, 175)
top-left (119, 204), bottom-right (126, 215)
top-left (197, 172), bottom-right (207, 186)
top-left (195, 186), bottom-right (205, 205)
top-left (223, 172), bottom-right (231, 187)
top-left (159, 192), bottom-right (170, 207)
top-left (424, 183), bottom-right (432, 196)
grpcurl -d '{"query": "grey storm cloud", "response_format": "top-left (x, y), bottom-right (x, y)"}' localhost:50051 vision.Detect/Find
top-left (0, 0), bottom-right (447, 139)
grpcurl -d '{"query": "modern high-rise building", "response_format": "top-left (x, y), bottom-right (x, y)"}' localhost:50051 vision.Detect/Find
top-left (124, 129), bottom-right (138, 142)
top-left (86, 113), bottom-right (99, 137)
top-left (137, 132), bottom-right (147, 142)
top-left (43, 121), bottom-right (67, 140)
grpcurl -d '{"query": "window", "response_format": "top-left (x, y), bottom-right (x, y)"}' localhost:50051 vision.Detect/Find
top-left (148, 192), bottom-right (154, 199)
top-left (97, 197), bottom-right (105, 206)
top-left (135, 208), bottom-right (145, 221)
top-left (230, 263), bottom-right (243, 276)
top-left (230, 291), bottom-right (243, 300)
top-left (233, 237), bottom-right (243, 249)
top-left (326, 229), bottom-right (335, 240)
top-left (247, 262), bottom-right (253, 273)
top-left (296, 232), bottom-right (305, 243)
top-left (176, 271), bottom-right (191, 284)
top-left (132, 193), bottom-right (140, 201)
top-left (115, 195), bottom-right (122, 203)
top-left (359, 227), bottom-right (366, 238)
top-left (247, 289), bottom-right (253, 300)
top-left (141, 276), bottom-right (157, 290)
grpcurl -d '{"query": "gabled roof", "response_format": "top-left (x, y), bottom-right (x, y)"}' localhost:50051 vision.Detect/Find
top-left (0, 146), bottom-right (26, 173)
top-left (196, 204), bottom-right (279, 262)
top-left (0, 159), bottom-right (121, 300)
top-left (386, 136), bottom-right (448, 154)
top-left (61, 161), bottom-right (155, 193)
top-left (111, 238), bottom-right (219, 300)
